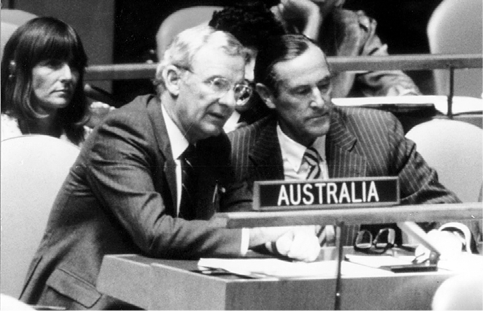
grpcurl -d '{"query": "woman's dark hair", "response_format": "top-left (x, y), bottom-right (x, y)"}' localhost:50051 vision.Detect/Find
top-left (1, 16), bottom-right (90, 144)
top-left (209, 2), bottom-right (286, 50)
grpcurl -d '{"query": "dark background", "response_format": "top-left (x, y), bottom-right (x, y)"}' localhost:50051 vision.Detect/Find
top-left (113, 0), bottom-right (443, 104)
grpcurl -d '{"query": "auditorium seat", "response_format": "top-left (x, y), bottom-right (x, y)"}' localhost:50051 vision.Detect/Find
top-left (156, 6), bottom-right (222, 59)
top-left (1, 135), bottom-right (80, 298)
top-left (432, 272), bottom-right (483, 310)
top-left (405, 119), bottom-right (482, 203)
top-left (427, 0), bottom-right (482, 98)
top-left (1, 9), bottom-right (37, 57)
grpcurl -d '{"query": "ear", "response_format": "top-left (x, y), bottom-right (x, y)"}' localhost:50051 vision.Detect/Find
top-left (335, 0), bottom-right (345, 7)
top-left (255, 83), bottom-right (277, 110)
top-left (162, 65), bottom-right (182, 96)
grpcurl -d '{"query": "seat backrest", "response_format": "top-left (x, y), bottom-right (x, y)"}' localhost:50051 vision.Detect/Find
top-left (156, 6), bottom-right (222, 60)
top-left (1, 135), bottom-right (80, 297)
top-left (1, 9), bottom-right (37, 58)
top-left (427, 0), bottom-right (482, 98)
top-left (432, 272), bottom-right (483, 310)
top-left (405, 119), bottom-right (483, 202)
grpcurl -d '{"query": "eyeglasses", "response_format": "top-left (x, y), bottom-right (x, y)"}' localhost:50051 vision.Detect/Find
top-left (180, 67), bottom-right (253, 107)
top-left (353, 228), bottom-right (396, 254)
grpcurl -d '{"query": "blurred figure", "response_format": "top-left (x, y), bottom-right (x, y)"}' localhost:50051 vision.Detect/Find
top-left (1, 17), bottom-right (91, 146)
top-left (270, 0), bottom-right (421, 97)
top-left (209, 3), bottom-right (286, 130)
top-left (432, 272), bottom-right (483, 310)
top-left (0, 294), bottom-right (34, 311)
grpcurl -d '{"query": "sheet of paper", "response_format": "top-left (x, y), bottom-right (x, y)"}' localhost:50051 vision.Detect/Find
top-left (437, 253), bottom-right (483, 272)
top-left (198, 258), bottom-right (393, 279)
top-left (344, 254), bottom-right (415, 268)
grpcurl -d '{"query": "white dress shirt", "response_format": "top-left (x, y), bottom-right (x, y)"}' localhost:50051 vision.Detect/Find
top-left (161, 104), bottom-right (249, 254)
top-left (276, 124), bottom-right (335, 245)
top-left (161, 105), bottom-right (189, 214)
top-left (276, 124), bottom-right (329, 181)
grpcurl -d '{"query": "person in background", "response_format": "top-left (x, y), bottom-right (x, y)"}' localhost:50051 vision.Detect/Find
top-left (227, 34), bottom-right (460, 246)
top-left (209, 3), bottom-right (286, 131)
top-left (1, 17), bottom-right (91, 146)
top-left (20, 26), bottom-right (321, 310)
top-left (270, 0), bottom-right (422, 97)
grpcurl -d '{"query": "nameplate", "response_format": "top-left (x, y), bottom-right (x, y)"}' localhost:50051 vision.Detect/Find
top-left (253, 177), bottom-right (399, 211)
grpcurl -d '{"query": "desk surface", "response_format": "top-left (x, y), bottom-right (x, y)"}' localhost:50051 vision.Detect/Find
top-left (97, 253), bottom-right (457, 310)
top-left (332, 95), bottom-right (483, 115)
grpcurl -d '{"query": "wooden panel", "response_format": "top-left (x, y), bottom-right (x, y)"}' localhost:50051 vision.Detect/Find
top-left (97, 255), bottom-right (458, 310)
top-left (97, 255), bottom-right (153, 310)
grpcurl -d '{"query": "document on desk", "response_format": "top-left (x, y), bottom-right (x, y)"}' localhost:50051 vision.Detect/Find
top-left (344, 255), bottom-right (415, 269)
top-left (437, 252), bottom-right (483, 273)
top-left (198, 258), bottom-right (393, 279)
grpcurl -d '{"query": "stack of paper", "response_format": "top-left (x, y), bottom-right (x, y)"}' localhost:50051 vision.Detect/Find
top-left (198, 258), bottom-right (394, 279)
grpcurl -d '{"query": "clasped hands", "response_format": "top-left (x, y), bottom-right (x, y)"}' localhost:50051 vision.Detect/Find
top-left (264, 225), bottom-right (322, 262)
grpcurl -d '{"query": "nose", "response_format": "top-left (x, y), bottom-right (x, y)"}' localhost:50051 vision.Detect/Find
top-left (218, 88), bottom-right (237, 111)
top-left (309, 87), bottom-right (328, 109)
top-left (59, 63), bottom-right (73, 82)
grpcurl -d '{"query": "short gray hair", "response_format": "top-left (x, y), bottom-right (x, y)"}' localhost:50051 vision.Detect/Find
top-left (154, 24), bottom-right (247, 94)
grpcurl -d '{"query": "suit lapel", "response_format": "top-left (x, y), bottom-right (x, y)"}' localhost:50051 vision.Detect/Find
top-left (326, 110), bottom-right (367, 178)
top-left (249, 118), bottom-right (284, 180)
top-left (146, 97), bottom-right (177, 212)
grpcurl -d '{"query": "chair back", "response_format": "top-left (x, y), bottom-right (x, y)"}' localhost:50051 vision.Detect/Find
top-left (406, 119), bottom-right (482, 202)
top-left (427, 0), bottom-right (482, 98)
top-left (432, 272), bottom-right (483, 310)
top-left (156, 6), bottom-right (222, 60)
top-left (1, 135), bottom-right (80, 297)
top-left (1, 9), bottom-right (37, 58)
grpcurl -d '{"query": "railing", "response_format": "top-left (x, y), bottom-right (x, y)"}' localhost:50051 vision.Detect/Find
top-left (84, 54), bottom-right (482, 115)
top-left (84, 54), bottom-right (482, 81)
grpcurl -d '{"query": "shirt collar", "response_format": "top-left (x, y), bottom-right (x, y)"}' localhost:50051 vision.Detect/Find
top-left (161, 104), bottom-right (189, 160)
top-left (276, 124), bottom-right (327, 172)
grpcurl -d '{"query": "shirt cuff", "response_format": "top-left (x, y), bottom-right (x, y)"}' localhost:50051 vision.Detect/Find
top-left (240, 228), bottom-right (250, 256)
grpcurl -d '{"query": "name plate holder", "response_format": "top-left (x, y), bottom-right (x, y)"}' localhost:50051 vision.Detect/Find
top-left (253, 176), bottom-right (400, 211)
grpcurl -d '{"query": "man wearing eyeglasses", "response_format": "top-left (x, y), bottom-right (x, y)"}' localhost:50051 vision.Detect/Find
top-left (20, 26), bottom-right (321, 310)
top-left (227, 34), bottom-right (461, 246)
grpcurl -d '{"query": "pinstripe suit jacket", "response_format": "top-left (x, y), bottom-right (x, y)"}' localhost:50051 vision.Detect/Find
top-left (228, 106), bottom-right (460, 242)
top-left (20, 95), bottom-right (244, 309)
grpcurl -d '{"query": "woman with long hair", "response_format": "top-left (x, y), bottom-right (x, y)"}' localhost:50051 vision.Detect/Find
top-left (1, 16), bottom-right (91, 146)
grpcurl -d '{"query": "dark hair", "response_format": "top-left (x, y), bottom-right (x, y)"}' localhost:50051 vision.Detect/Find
top-left (255, 34), bottom-right (318, 94)
top-left (1, 17), bottom-right (90, 144)
top-left (209, 3), bottom-right (286, 50)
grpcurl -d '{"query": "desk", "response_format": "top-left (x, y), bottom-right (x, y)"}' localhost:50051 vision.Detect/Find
top-left (97, 254), bottom-right (456, 310)
top-left (332, 95), bottom-right (483, 116)
top-left (333, 95), bottom-right (483, 131)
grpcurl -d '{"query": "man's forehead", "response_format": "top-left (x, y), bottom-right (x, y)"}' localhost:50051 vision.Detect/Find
top-left (191, 45), bottom-right (244, 69)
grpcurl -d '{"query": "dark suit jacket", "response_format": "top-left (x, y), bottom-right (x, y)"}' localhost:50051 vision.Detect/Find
top-left (228, 106), bottom-right (460, 243)
top-left (20, 95), bottom-right (244, 309)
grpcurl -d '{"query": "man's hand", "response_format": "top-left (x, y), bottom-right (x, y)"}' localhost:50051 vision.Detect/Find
top-left (272, 0), bottom-right (322, 40)
top-left (415, 229), bottom-right (463, 261)
top-left (87, 101), bottom-right (115, 128)
top-left (275, 0), bottom-right (320, 21)
top-left (265, 227), bottom-right (321, 262)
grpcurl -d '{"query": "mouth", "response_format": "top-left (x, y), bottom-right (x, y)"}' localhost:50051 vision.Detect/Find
top-left (207, 112), bottom-right (228, 122)
top-left (309, 112), bottom-right (329, 121)
top-left (54, 89), bottom-right (72, 95)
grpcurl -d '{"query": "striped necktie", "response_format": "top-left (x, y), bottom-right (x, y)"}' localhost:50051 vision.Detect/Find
top-left (179, 144), bottom-right (197, 220)
top-left (304, 146), bottom-right (322, 180)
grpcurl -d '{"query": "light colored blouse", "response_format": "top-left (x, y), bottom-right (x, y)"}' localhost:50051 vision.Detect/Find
top-left (1, 114), bottom-right (91, 146)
